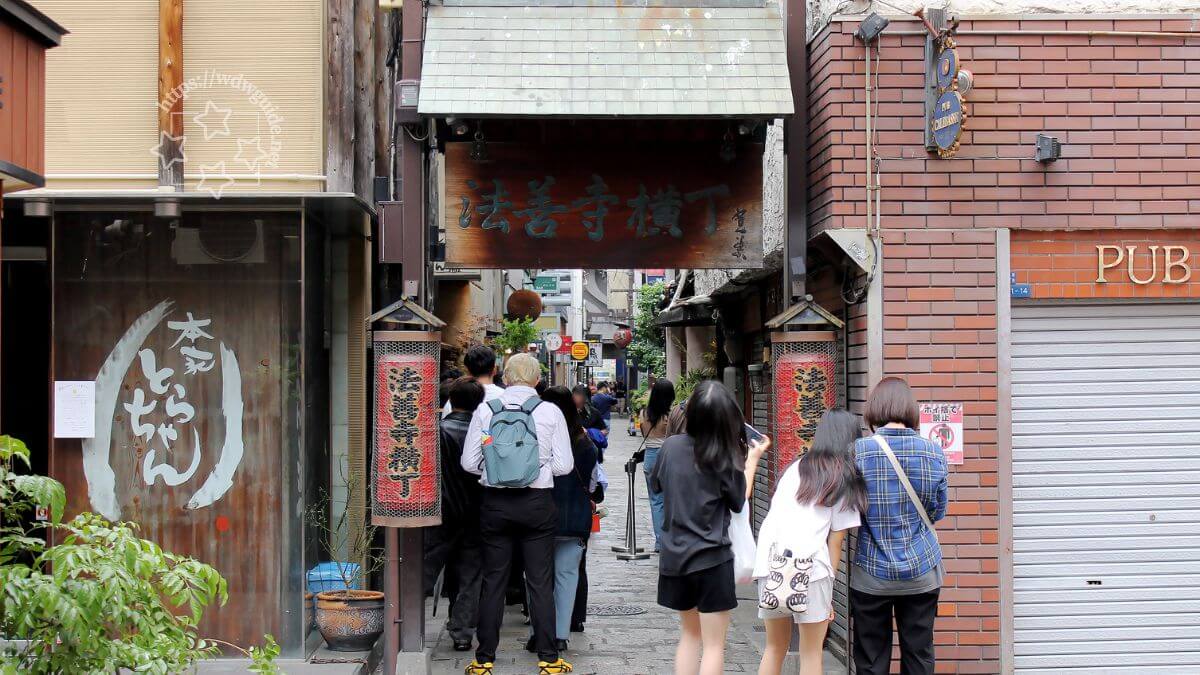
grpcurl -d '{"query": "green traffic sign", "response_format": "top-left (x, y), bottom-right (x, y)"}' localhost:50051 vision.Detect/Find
top-left (532, 276), bottom-right (559, 293)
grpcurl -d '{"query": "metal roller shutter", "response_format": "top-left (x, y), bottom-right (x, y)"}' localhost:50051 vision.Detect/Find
top-left (1011, 301), bottom-right (1200, 673)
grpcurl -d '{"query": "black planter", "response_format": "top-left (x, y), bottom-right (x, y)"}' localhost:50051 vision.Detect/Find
top-left (315, 590), bottom-right (385, 652)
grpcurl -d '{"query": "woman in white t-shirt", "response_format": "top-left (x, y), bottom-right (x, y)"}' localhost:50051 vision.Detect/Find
top-left (754, 409), bottom-right (868, 675)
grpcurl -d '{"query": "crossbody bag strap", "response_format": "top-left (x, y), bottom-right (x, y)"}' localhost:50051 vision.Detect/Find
top-left (873, 434), bottom-right (934, 532)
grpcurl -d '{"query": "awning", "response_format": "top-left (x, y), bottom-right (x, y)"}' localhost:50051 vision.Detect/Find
top-left (419, 4), bottom-right (793, 118)
top-left (657, 295), bottom-right (715, 327)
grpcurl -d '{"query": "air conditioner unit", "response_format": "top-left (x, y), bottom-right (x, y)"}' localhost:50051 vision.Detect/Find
top-left (171, 219), bottom-right (265, 265)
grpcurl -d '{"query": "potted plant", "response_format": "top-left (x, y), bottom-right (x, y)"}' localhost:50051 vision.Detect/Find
top-left (305, 472), bottom-right (385, 652)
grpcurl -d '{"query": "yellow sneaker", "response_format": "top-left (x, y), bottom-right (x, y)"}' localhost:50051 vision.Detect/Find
top-left (538, 658), bottom-right (574, 674)
top-left (464, 661), bottom-right (494, 675)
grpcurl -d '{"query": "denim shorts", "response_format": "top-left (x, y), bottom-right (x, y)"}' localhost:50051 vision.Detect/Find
top-left (757, 575), bottom-right (834, 624)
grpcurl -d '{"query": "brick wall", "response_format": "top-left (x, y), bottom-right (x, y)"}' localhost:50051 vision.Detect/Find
top-left (1012, 229), bottom-right (1200, 299)
top-left (806, 14), bottom-right (1200, 674)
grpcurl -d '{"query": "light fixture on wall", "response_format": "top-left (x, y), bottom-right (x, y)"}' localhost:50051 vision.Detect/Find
top-left (1035, 134), bottom-right (1062, 164)
top-left (748, 364), bottom-right (766, 394)
top-left (855, 12), bottom-right (889, 43)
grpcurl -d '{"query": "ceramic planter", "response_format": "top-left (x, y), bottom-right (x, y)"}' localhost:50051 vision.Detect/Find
top-left (314, 589), bottom-right (384, 652)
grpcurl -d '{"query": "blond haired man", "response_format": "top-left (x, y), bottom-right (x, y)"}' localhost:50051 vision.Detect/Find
top-left (462, 353), bottom-right (574, 674)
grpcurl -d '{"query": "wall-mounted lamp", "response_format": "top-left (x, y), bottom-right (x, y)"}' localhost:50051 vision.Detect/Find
top-left (747, 363), bottom-right (766, 394)
top-left (855, 12), bottom-right (890, 43)
top-left (1035, 134), bottom-right (1062, 163)
top-left (23, 198), bottom-right (51, 218)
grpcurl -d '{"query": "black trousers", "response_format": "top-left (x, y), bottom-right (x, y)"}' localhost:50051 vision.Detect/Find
top-left (422, 522), bottom-right (483, 643)
top-left (570, 542), bottom-right (588, 627)
top-left (476, 488), bottom-right (558, 663)
top-left (850, 587), bottom-right (939, 675)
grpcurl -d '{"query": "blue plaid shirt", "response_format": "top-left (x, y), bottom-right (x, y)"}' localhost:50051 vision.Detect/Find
top-left (853, 428), bottom-right (947, 581)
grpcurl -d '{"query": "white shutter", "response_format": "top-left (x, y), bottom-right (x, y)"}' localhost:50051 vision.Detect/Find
top-left (1011, 301), bottom-right (1200, 673)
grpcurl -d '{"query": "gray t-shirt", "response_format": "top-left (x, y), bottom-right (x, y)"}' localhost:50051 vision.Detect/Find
top-left (850, 561), bottom-right (944, 596)
top-left (649, 434), bottom-right (747, 577)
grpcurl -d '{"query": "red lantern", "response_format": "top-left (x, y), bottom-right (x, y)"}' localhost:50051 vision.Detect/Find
top-left (773, 350), bottom-right (837, 474)
top-left (612, 328), bottom-right (633, 349)
top-left (506, 290), bottom-right (543, 321)
top-left (372, 332), bottom-right (441, 527)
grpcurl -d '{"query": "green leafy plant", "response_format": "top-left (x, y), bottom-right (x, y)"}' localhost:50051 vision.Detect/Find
top-left (674, 367), bottom-right (717, 406)
top-left (0, 435), bottom-right (279, 674)
top-left (492, 317), bottom-right (539, 356)
top-left (628, 282), bottom-right (666, 378)
top-left (629, 383), bottom-right (650, 413)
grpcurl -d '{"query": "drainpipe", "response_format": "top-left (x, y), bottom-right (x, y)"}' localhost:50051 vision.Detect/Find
top-left (385, 1), bottom-right (425, 673)
top-left (783, 0), bottom-right (809, 302)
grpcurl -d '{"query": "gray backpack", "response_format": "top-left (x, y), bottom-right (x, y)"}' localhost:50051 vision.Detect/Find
top-left (483, 396), bottom-right (542, 487)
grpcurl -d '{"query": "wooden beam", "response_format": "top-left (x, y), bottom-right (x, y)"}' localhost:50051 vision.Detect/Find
top-left (325, 0), bottom-right (354, 193)
top-left (157, 0), bottom-right (183, 189)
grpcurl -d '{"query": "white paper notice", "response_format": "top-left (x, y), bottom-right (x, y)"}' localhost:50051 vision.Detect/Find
top-left (54, 381), bottom-right (96, 439)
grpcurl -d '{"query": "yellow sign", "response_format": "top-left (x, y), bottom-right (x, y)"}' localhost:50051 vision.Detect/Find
top-left (1096, 245), bottom-right (1193, 284)
top-left (570, 342), bottom-right (591, 360)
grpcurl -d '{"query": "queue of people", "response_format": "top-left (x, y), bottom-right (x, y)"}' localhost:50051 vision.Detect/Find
top-left (428, 342), bottom-right (947, 675)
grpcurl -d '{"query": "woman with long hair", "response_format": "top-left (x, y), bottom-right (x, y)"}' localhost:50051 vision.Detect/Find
top-left (851, 377), bottom-right (947, 675)
top-left (533, 386), bottom-right (599, 654)
top-left (650, 380), bottom-right (770, 675)
top-left (754, 409), bottom-right (867, 675)
top-left (639, 378), bottom-right (676, 550)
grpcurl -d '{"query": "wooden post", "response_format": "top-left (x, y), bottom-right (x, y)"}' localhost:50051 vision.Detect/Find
top-left (157, 0), bottom-right (184, 189)
top-left (325, 0), bottom-right (355, 193)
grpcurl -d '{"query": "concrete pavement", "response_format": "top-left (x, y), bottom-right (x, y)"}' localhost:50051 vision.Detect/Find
top-left (424, 417), bottom-right (845, 674)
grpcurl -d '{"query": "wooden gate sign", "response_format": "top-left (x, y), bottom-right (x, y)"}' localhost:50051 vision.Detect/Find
top-left (444, 142), bottom-right (765, 269)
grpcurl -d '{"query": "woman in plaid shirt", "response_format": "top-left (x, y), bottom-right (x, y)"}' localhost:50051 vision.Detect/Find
top-left (850, 377), bottom-right (948, 675)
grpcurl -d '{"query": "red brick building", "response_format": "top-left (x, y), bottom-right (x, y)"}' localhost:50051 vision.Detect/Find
top-left (801, 13), bottom-right (1200, 673)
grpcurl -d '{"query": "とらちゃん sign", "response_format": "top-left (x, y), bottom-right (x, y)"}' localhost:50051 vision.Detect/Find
top-left (1095, 245), bottom-right (1194, 284)
top-left (443, 142), bottom-right (764, 269)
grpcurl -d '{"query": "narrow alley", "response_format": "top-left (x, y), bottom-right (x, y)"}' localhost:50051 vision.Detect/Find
top-left (424, 418), bottom-right (842, 674)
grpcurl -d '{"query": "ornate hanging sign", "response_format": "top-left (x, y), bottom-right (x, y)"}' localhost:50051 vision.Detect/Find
top-left (927, 36), bottom-right (969, 158)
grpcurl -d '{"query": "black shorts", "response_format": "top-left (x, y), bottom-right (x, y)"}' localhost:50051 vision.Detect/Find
top-left (657, 559), bottom-right (737, 613)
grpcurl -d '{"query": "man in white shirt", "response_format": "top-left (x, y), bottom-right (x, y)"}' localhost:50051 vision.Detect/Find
top-left (461, 353), bottom-right (574, 675)
top-left (444, 345), bottom-right (504, 416)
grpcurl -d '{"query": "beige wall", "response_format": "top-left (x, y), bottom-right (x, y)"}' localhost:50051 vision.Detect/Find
top-left (33, 0), bottom-right (323, 192)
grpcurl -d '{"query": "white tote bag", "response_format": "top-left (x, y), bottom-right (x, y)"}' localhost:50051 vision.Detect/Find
top-left (729, 499), bottom-right (756, 584)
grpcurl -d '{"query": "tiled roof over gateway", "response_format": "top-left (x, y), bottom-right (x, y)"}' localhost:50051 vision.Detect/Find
top-left (418, 4), bottom-right (794, 117)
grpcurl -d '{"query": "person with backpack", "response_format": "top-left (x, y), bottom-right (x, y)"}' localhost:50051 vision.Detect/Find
top-left (461, 353), bottom-right (575, 675)
top-left (424, 377), bottom-right (487, 652)
top-left (754, 409), bottom-right (866, 675)
top-left (650, 381), bottom-right (770, 675)
top-left (851, 377), bottom-right (947, 675)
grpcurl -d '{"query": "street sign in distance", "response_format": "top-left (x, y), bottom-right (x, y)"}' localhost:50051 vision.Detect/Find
top-left (532, 276), bottom-right (560, 293)
top-left (544, 333), bottom-right (564, 352)
top-left (585, 342), bottom-right (602, 367)
top-left (571, 341), bottom-right (591, 361)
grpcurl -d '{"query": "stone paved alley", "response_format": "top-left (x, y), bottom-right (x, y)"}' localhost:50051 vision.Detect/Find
top-left (424, 417), bottom-right (843, 674)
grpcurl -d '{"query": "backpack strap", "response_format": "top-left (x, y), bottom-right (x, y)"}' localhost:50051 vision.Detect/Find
top-left (487, 398), bottom-right (505, 414)
top-left (520, 396), bottom-right (542, 413)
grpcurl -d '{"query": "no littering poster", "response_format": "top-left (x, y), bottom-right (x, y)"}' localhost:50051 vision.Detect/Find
top-left (920, 402), bottom-right (964, 465)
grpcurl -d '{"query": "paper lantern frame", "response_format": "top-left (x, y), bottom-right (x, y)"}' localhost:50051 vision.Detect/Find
top-left (769, 331), bottom-right (844, 486)
top-left (372, 331), bottom-right (443, 527)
